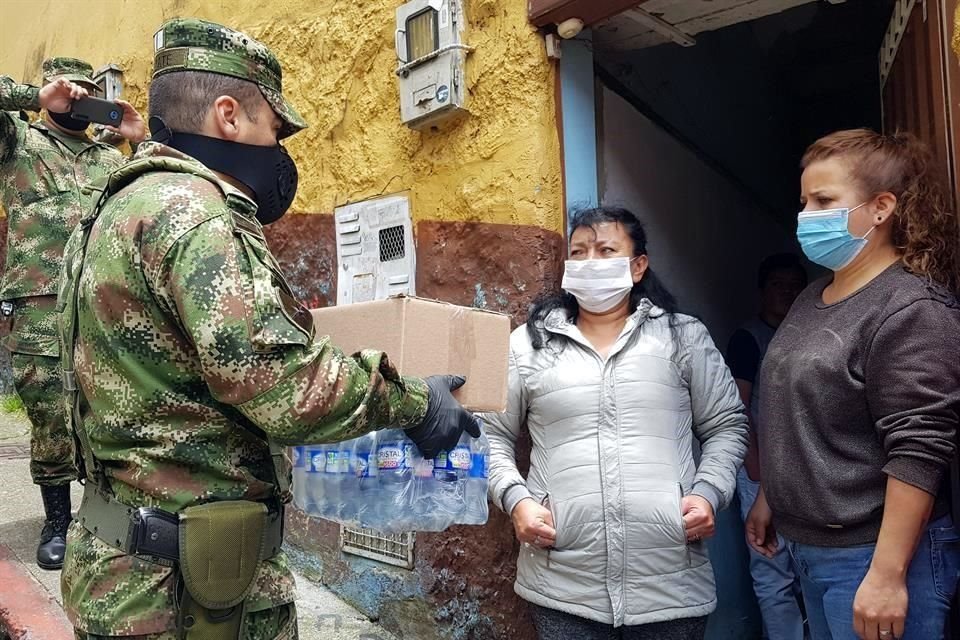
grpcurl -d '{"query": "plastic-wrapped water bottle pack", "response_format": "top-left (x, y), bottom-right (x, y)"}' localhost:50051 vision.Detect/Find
top-left (291, 428), bottom-right (489, 533)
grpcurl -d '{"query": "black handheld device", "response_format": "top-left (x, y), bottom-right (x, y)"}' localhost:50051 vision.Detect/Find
top-left (69, 97), bottom-right (123, 127)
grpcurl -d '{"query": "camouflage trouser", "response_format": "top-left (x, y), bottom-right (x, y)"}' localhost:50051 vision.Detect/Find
top-left (72, 603), bottom-right (299, 640)
top-left (3, 296), bottom-right (74, 486)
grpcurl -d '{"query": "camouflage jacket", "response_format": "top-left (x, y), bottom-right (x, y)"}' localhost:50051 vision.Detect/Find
top-left (57, 141), bottom-right (428, 635)
top-left (0, 76), bottom-right (125, 310)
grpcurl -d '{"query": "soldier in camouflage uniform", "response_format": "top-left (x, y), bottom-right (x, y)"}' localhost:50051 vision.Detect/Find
top-left (58, 19), bottom-right (479, 640)
top-left (0, 58), bottom-right (146, 570)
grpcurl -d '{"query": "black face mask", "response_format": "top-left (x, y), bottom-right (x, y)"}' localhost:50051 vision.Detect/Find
top-left (48, 110), bottom-right (89, 132)
top-left (149, 117), bottom-right (298, 225)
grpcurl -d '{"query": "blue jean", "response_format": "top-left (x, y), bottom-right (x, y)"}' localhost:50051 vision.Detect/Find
top-left (737, 469), bottom-right (805, 640)
top-left (785, 515), bottom-right (960, 640)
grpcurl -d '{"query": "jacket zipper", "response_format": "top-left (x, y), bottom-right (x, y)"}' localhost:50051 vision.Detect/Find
top-left (541, 493), bottom-right (553, 568)
top-left (678, 482), bottom-right (692, 566)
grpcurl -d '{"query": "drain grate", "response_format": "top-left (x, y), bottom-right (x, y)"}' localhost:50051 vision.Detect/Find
top-left (340, 526), bottom-right (415, 569)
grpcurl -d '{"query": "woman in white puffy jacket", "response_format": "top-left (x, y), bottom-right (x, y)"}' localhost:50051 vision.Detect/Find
top-left (484, 207), bottom-right (749, 640)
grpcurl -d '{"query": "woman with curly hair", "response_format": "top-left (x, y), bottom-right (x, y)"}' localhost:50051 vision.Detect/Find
top-left (746, 129), bottom-right (960, 640)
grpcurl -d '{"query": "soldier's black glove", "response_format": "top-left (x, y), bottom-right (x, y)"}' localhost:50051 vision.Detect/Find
top-left (405, 375), bottom-right (482, 459)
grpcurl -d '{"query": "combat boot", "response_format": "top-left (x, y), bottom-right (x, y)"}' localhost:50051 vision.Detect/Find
top-left (37, 484), bottom-right (72, 570)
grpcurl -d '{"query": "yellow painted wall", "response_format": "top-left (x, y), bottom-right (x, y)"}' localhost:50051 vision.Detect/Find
top-left (0, 0), bottom-right (563, 232)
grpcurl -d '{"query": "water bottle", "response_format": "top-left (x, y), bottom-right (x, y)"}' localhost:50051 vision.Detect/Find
top-left (291, 446), bottom-right (307, 510)
top-left (333, 438), bottom-right (355, 524)
top-left (350, 433), bottom-right (378, 527)
top-left (339, 439), bottom-right (356, 519)
top-left (353, 433), bottom-right (379, 492)
top-left (464, 433), bottom-right (490, 525)
top-left (410, 452), bottom-right (437, 530)
top-left (323, 443), bottom-right (344, 520)
top-left (448, 434), bottom-right (473, 480)
top-left (445, 433), bottom-right (473, 521)
top-left (416, 435), bottom-right (470, 531)
top-left (305, 445), bottom-right (327, 517)
top-left (377, 431), bottom-right (413, 530)
top-left (431, 450), bottom-right (460, 531)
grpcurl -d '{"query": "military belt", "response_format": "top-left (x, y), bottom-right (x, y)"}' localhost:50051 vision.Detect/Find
top-left (78, 483), bottom-right (284, 566)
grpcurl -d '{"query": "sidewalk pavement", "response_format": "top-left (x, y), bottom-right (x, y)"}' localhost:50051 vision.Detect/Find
top-left (0, 410), bottom-right (394, 640)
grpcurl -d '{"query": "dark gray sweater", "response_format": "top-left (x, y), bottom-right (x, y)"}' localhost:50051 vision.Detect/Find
top-left (758, 264), bottom-right (960, 546)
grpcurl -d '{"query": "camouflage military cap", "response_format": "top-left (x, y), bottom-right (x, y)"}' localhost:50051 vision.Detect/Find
top-left (42, 57), bottom-right (100, 92)
top-left (152, 18), bottom-right (306, 139)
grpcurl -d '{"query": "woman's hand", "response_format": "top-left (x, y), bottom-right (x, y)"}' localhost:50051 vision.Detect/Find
top-left (853, 566), bottom-right (908, 640)
top-left (850, 477), bottom-right (933, 640)
top-left (682, 495), bottom-right (715, 542)
top-left (745, 485), bottom-right (779, 558)
top-left (511, 498), bottom-right (556, 548)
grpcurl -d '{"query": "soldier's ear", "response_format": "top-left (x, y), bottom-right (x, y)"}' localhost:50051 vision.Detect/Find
top-left (209, 95), bottom-right (243, 140)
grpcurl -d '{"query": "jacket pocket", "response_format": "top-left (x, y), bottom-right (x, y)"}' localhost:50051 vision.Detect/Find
top-left (19, 149), bottom-right (72, 205)
top-left (541, 493), bottom-right (561, 552)
top-left (548, 492), bottom-right (585, 551)
top-left (676, 483), bottom-right (695, 566)
top-left (4, 301), bottom-right (59, 357)
top-left (232, 215), bottom-right (313, 352)
top-left (621, 482), bottom-right (696, 579)
top-left (930, 522), bottom-right (960, 600)
top-left (623, 481), bottom-right (689, 545)
top-left (672, 482), bottom-right (688, 545)
top-left (3, 330), bottom-right (59, 357)
top-left (547, 493), bottom-right (605, 554)
top-left (632, 482), bottom-right (689, 549)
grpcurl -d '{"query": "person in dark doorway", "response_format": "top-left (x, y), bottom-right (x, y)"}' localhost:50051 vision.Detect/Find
top-left (746, 129), bottom-right (960, 640)
top-left (484, 207), bottom-right (749, 640)
top-left (727, 253), bottom-right (807, 640)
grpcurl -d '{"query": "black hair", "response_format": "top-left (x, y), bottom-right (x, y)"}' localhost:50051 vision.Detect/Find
top-left (149, 71), bottom-right (263, 134)
top-left (527, 206), bottom-right (681, 349)
top-left (757, 253), bottom-right (808, 289)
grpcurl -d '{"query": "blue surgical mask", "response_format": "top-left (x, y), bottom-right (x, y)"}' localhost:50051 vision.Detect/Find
top-left (796, 203), bottom-right (873, 271)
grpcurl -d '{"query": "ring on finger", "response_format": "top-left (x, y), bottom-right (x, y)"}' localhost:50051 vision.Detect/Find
top-left (879, 631), bottom-right (893, 639)
top-left (534, 535), bottom-right (541, 546)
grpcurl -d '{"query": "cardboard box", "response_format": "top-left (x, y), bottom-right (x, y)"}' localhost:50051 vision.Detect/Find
top-left (310, 296), bottom-right (510, 412)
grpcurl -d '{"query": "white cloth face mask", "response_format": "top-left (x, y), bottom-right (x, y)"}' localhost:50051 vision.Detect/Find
top-left (561, 257), bottom-right (635, 313)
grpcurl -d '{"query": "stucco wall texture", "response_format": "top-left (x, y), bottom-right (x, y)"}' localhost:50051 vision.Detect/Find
top-left (0, 0), bottom-right (563, 232)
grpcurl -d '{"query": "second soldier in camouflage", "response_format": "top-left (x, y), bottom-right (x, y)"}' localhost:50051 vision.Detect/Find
top-left (0, 57), bottom-right (145, 570)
